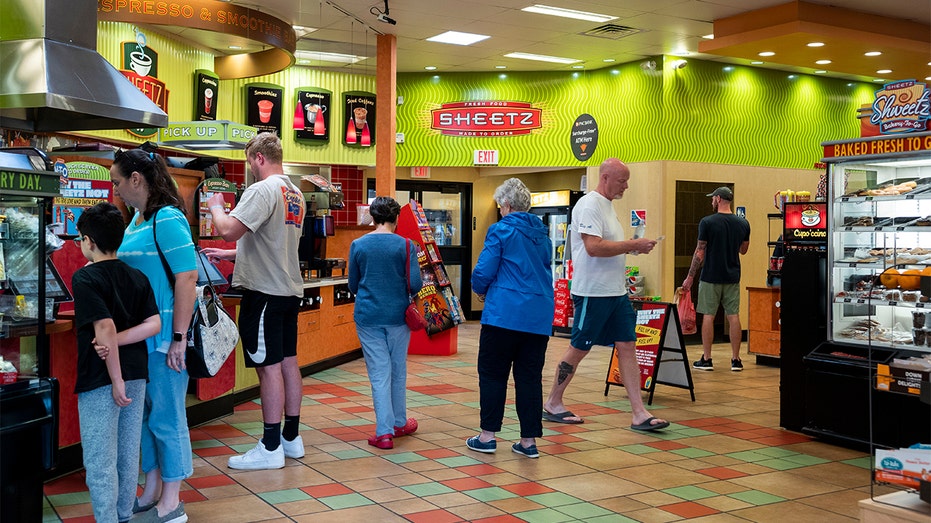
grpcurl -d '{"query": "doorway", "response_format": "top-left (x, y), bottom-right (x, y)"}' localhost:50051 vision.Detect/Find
top-left (368, 180), bottom-right (474, 318)
top-left (674, 181), bottom-right (735, 342)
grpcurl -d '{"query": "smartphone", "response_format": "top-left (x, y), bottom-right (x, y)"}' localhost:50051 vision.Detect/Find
top-left (656, 235), bottom-right (665, 241)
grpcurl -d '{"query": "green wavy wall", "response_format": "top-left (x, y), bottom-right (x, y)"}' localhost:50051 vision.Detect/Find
top-left (397, 57), bottom-right (875, 170)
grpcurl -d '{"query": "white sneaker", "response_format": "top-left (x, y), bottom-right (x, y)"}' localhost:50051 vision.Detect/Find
top-left (281, 434), bottom-right (305, 459)
top-left (228, 440), bottom-right (285, 470)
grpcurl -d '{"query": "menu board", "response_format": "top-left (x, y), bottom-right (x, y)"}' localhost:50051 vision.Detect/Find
top-left (245, 83), bottom-right (284, 136)
top-left (294, 88), bottom-right (331, 143)
top-left (344, 91), bottom-right (376, 147)
top-left (194, 69), bottom-right (219, 121)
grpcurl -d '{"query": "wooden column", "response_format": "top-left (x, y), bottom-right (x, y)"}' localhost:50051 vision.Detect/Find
top-left (375, 33), bottom-right (397, 198)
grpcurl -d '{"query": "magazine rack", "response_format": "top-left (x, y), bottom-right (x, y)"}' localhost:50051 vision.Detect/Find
top-left (396, 200), bottom-right (463, 355)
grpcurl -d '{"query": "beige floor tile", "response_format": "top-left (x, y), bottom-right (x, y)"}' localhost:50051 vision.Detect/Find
top-left (184, 494), bottom-right (289, 522)
top-left (614, 463), bottom-right (722, 490)
top-left (541, 471), bottom-right (653, 500)
top-left (291, 504), bottom-right (410, 522)
top-left (731, 500), bottom-right (858, 522)
top-left (730, 470), bottom-right (846, 499)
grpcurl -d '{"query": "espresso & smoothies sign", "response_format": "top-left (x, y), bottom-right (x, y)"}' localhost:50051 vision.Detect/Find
top-left (431, 101), bottom-right (542, 136)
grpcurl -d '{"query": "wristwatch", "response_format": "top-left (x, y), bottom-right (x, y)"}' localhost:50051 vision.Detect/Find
top-left (172, 332), bottom-right (184, 342)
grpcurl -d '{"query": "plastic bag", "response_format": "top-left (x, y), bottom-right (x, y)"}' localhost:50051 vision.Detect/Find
top-left (675, 287), bottom-right (697, 335)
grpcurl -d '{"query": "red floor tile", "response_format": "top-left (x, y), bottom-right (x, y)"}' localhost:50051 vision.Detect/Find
top-left (472, 516), bottom-right (525, 523)
top-left (404, 508), bottom-right (464, 522)
top-left (440, 477), bottom-right (494, 491)
top-left (233, 402), bottom-right (262, 412)
top-left (186, 474), bottom-right (237, 489)
top-left (660, 501), bottom-right (720, 518)
top-left (61, 516), bottom-right (95, 523)
top-left (302, 483), bottom-right (354, 498)
top-left (340, 406), bottom-right (373, 413)
top-left (545, 424), bottom-right (589, 434)
top-left (317, 396), bottom-right (350, 404)
top-left (695, 466), bottom-right (749, 480)
top-left (418, 448), bottom-right (461, 459)
top-left (193, 446), bottom-right (237, 457)
top-left (44, 473), bottom-right (87, 495)
top-left (179, 490), bottom-right (208, 503)
top-left (646, 440), bottom-right (689, 451)
top-left (197, 424), bottom-right (250, 439)
top-left (455, 464), bottom-right (506, 476)
top-left (501, 482), bottom-right (555, 496)
top-left (409, 385), bottom-right (472, 395)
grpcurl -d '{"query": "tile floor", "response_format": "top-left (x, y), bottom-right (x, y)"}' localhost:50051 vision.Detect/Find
top-left (43, 322), bottom-right (902, 522)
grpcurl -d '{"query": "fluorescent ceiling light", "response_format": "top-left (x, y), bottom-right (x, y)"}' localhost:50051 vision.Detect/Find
top-left (877, 69), bottom-right (892, 74)
top-left (814, 70), bottom-right (827, 74)
top-left (426, 31), bottom-right (490, 46)
top-left (521, 4), bottom-right (617, 23)
top-left (602, 58), bottom-right (615, 63)
top-left (294, 50), bottom-right (366, 64)
top-left (495, 65), bottom-right (507, 69)
top-left (424, 66), bottom-right (437, 70)
top-left (503, 52), bottom-right (580, 64)
top-left (751, 61), bottom-right (764, 65)
top-left (702, 34), bottom-right (714, 40)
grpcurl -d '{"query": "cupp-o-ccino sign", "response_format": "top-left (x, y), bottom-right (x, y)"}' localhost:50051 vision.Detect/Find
top-left (871, 80), bottom-right (931, 134)
top-left (431, 101), bottom-right (542, 136)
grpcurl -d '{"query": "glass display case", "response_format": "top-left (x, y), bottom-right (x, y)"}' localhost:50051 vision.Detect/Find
top-left (828, 158), bottom-right (931, 351)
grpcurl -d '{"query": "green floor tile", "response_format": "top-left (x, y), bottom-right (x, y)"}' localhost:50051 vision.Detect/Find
top-left (670, 447), bottom-right (715, 458)
top-left (554, 502), bottom-right (614, 518)
top-left (726, 450), bottom-right (772, 462)
top-left (330, 449), bottom-right (372, 460)
top-left (47, 491), bottom-right (91, 507)
top-left (383, 451), bottom-right (428, 464)
top-left (755, 457), bottom-right (806, 470)
top-left (464, 486), bottom-right (519, 502)
top-left (42, 507), bottom-right (60, 523)
top-left (318, 493), bottom-right (374, 510)
top-left (782, 453), bottom-right (830, 466)
top-left (337, 418), bottom-right (371, 426)
top-left (729, 489), bottom-right (786, 505)
top-left (755, 447), bottom-right (798, 458)
top-left (300, 397), bottom-right (320, 405)
top-left (229, 442), bottom-right (261, 453)
top-left (191, 439), bottom-right (224, 449)
top-left (843, 456), bottom-right (873, 469)
top-left (618, 443), bottom-right (662, 455)
top-left (513, 507), bottom-right (577, 522)
top-left (415, 372), bottom-right (441, 377)
top-left (259, 488), bottom-right (312, 504)
top-left (436, 456), bottom-right (483, 467)
top-left (675, 427), bottom-right (714, 437)
top-left (584, 514), bottom-right (638, 523)
top-left (662, 485), bottom-right (718, 500)
top-left (402, 482), bottom-right (455, 497)
top-left (526, 491), bottom-right (584, 507)
top-left (462, 401), bottom-right (481, 408)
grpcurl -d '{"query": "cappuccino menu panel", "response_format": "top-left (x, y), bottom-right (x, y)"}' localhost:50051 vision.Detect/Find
top-left (245, 83), bottom-right (284, 136)
top-left (294, 87), bottom-right (332, 143)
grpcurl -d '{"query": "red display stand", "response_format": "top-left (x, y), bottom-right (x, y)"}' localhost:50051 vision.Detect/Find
top-left (396, 200), bottom-right (462, 356)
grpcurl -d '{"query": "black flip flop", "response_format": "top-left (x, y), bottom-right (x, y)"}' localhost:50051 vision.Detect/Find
top-left (542, 410), bottom-right (584, 424)
top-left (630, 417), bottom-right (670, 432)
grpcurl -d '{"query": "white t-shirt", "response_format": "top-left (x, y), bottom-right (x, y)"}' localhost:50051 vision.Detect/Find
top-left (229, 174), bottom-right (305, 297)
top-left (570, 191), bottom-right (627, 297)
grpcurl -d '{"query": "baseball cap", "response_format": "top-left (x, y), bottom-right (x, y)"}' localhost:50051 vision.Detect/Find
top-left (706, 186), bottom-right (733, 201)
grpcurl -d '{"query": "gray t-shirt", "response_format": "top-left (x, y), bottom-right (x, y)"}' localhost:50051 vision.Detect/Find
top-left (570, 191), bottom-right (627, 297)
top-left (229, 174), bottom-right (305, 297)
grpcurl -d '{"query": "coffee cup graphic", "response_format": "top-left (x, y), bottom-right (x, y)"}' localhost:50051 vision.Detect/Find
top-left (353, 107), bottom-right (367, 130)
top-left (257, 100), bottom-right (274, 123)
top-left (305, 104), bottom-right (325, 125)
top-left (130, 50), bottom-right (152, 76)
top-left (204, 88), bottom-right (214, 114)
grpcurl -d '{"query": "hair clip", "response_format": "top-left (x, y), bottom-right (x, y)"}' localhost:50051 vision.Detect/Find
top-left (148, 152), bottom-right (155, 160)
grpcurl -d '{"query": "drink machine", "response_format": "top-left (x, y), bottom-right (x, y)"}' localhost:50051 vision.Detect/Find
top-left (297, 175), bottom-right (345, 278)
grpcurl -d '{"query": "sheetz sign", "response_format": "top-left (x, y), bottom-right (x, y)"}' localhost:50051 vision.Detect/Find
top-left (431, 101), bottom-right (542, 136)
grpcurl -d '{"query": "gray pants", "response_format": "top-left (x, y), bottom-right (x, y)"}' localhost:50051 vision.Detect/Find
top-left (78, 379), bottom-right (145, 522)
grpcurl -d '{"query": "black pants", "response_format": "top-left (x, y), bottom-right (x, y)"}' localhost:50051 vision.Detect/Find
top-left (478, 324), bottom-right (548, 438)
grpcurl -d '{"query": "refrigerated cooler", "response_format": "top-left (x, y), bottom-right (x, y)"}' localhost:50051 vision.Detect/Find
top-left (793, 132), bottom-right (931, 450)
top-left (529, 190), bottom-right (582, 283)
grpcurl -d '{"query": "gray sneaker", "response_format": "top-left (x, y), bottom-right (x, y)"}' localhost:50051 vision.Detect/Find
top-left (134, 502), bottom-right (187, 523)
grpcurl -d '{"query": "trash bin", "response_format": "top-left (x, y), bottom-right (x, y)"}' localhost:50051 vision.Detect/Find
top-left (0, 378), bottom-right (59, 522)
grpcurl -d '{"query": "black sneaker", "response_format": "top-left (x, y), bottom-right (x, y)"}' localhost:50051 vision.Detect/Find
top-left (731, 359), bottom-right (744, 371)
top-left (693, 356), bottom-right (714, 371)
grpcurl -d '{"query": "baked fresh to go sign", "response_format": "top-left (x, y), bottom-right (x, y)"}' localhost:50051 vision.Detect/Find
top-left (824, 134), bottom-right (931, 160)
top-left (432, 102), bottom-right (542, 136)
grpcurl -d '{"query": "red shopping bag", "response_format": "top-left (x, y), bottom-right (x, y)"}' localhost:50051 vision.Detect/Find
top-left (675, 287), bottom-right (697, 335)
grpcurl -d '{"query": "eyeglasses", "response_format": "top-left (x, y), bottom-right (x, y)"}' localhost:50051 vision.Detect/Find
top-left (73, 235), bottom-right (85, 245)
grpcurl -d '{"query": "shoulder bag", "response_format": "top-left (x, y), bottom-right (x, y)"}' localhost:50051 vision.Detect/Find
top-left (153, 208), bottom-right (239, 378)
top-left (404, 238), bottom-right (428, 331)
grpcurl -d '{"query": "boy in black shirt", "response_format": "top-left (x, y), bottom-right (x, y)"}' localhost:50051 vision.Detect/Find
top-left (72, 202), bottom-right (160, 523)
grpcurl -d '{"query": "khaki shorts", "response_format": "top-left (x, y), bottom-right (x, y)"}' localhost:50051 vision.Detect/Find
top-left (696, 281), bottom-right (740, 316)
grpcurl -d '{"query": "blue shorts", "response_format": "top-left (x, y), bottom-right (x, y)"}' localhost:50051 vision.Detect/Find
top-left (570, 295), bottom-right (636, 351)
top-left (238, 289), bottom-right (300, 368)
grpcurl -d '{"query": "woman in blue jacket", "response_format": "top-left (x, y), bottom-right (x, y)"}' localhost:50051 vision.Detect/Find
top-left (467, 178), bottom-right (555, 458)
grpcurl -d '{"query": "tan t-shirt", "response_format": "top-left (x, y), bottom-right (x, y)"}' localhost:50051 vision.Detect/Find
top-left (229, 174), bottom-right (305, 297)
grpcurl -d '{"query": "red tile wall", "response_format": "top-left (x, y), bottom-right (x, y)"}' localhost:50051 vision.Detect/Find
top-left (330, 165), bottom-right (364, 226)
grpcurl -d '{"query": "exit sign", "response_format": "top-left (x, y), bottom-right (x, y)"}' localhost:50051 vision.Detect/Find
top-left (473, 150), bottom-right (499, 165)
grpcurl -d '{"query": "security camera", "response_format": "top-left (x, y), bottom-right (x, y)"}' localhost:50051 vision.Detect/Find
top-left (376, 13), bottom-right (396, 24)
top-left (640, 60), bottom-right (656, 71)
top-left (670, 59), bottom-right (688, 70)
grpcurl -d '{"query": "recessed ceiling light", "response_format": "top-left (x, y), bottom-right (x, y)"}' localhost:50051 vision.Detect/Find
top-left (926, 76), bottom-right (931, 81)
top-left (602, 58), bottom-right (615, 63)
top-left (865, 51), bottom-right (882, 57)
top-left (751, 61), bottom-right (764, 65)
top-left (520, 5), bottom-right (617, 23)
top-left (503, 52), bottom-right (580, 64)
top-left (807, 42), bottom-right (824, 47)
top-left (426, 31), bottom-right (490, 46)
top-left (788, 74), bottom-right (797, 79)
top-left (702, 34), bottom-right (714, 40)
top-left (815, 60), bottom-right (832, 65)
top-left (877, 69), bottom-right (892, 74)
top-left (294, 50), bottom-right (366, 64)
top-left (495, 65), bottom-right (507, 69)
top-left (759, 51), bottom-right (775, 57)
top-left (814, 70), bottom-right (827, 74)
top-left (571, 65), bottom-right (584, 69)
top-left (424, 66), bottom-right (437, 70)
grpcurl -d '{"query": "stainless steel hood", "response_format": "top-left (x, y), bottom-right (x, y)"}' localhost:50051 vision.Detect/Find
top-left (0, 0), bottom-right (168, 132)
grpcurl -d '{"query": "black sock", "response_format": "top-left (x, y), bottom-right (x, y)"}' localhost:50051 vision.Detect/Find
top-left (262, 422), bottom-right (281, 451)
top-left (282, 415), bottom-right (300, 441)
